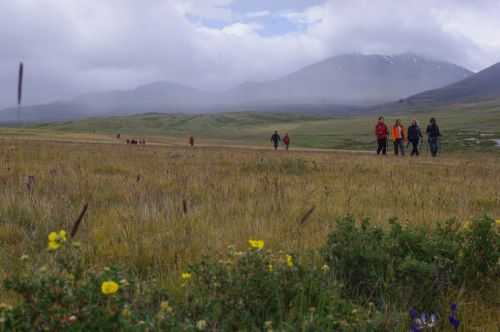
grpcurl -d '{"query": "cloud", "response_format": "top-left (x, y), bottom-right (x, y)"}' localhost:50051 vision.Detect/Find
top-left (245, 10), bottom-right (271, 18)
top-left (221, 22), bottom-right (263, 36)
top-left (1, 0), bottom-right (500, 109)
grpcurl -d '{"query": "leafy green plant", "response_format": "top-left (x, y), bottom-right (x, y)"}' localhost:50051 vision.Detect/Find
top-left (322, 216), bottom-right (500, 310)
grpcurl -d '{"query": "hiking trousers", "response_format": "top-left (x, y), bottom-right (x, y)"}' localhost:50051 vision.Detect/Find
top-left (377, 138), bottom-right (387, 155)
top-left (394, 139), bottom-right (405, 156)
top-left (410, 140), bottom-right (420, 156)
top-left (429, 138), bottom-right (438, 157)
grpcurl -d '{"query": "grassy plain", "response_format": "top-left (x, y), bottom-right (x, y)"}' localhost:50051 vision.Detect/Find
top-left (0, 134), bottom-right (499, 329)
top-left (29, 100), bottom-right (500, 152)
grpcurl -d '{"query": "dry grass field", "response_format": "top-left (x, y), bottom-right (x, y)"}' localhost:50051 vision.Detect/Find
top-left (0, 135), bottom-right (499, 330)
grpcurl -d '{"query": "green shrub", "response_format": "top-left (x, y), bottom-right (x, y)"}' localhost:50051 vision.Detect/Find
top-left (322, 216), bottom-right (500, 309)
top-left (178, 243), bottom-right (382, 331)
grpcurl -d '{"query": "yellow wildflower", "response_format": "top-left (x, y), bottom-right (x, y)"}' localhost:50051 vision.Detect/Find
top-left (48, 241), bottom-right (60, 251)
top-left (496, 219), bottom-right (500, 225)
top-left (48, 232), bottom-right (58, 242)
top-left (268, 264), bottom-right (273, 272)
top-left (286, 255), bottom-right (294, 267)
top-left (181, 272), bottom-right (192, 281)
top-left (59, 230), bottom-right (67, 241)
top-left (248, 239), bottom-right (264, 250)
top-left (101, 281), bottom-right (120, 295)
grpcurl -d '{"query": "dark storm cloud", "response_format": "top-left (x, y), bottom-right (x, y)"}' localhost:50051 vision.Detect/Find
top-left (1, 0), bottom-right (499, 108)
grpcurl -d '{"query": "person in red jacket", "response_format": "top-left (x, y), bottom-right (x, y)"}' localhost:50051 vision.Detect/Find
top-left (375, 116), bottom-right (388, 155)
top-left (283, 133), bottom-right (290, 150)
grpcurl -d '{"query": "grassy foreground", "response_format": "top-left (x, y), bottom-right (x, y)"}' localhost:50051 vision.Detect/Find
top-left (0, 137), bottom-right (499, 330)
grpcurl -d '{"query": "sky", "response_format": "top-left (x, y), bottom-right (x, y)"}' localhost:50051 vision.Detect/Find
top-left (1, 0), bottom-right (500, 108)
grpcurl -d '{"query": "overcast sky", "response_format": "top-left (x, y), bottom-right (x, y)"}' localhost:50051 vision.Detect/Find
top-left (1, 0), bottom-right (500, 108)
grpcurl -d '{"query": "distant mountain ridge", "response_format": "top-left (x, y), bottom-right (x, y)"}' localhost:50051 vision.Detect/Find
top-left (0, 53), bottom-right (474, 123)
top-left (401, 61), bottom-right (500, 106)
top-left (226, 53), bottom-right (472, 105)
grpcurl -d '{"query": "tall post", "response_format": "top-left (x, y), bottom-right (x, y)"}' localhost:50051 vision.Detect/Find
top-left (17, 62), bottom-right (23, 124)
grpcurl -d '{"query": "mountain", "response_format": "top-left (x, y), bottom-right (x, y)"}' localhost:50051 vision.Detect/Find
top-left (225, 53), bottom-right (472, 105)
top-left (401, 61), bottom-right (500, 106)
top-left (0, 82), bottom-right (215, 123)
top-left (0, 53), bottom-right (473, 123)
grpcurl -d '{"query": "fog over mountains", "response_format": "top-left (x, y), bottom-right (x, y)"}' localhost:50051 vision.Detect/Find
top-left (0, 53), bottom-right (476, 122)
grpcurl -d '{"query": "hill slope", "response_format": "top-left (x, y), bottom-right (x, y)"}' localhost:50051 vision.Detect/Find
top-left (403, 61), bottom-right (500, 105)
top-left (226, 53), bottom-right (472, 105)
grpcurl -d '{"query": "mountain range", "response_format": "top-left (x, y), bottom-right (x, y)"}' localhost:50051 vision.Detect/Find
top-left (2, 52), bottom-right (498, 123)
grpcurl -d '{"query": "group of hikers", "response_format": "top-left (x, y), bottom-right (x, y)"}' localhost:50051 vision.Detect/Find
top-left (270, 131), bottom-right (291, 150)
top-left (375, 116), bottom-right (441, 157)
top-left (269, 117), bottom-right (441, 157)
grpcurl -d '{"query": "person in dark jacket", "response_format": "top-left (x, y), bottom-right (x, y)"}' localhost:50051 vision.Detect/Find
top-left (375, 116), bottom-right (388, 155)
top-left (426, 118), bottom-right (441, 157)
top-left (270, 131), bottom-right (281, 150)
top-left (407, 119), bottom-right (423, 156)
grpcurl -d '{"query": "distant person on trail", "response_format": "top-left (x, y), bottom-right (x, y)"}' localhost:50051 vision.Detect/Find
top-left (426, 118), bottom-right (441, 157)
top-left (375, 116), bottom-right (388, 155)
top-left (271, 131), bottom-right (281, 150)
top-left (189, 136), bottom-right (194, 147)
top-left (283, 133), bottom-right (290, 150)
top-left (391, 119), bottom-right (406, 156)
top-left (407, 119), bottom-right (423, 156)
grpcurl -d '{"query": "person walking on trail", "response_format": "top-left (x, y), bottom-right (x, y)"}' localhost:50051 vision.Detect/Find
top-left (270, 131), bottom-right (281, 150)
top-left (407, 119), bottom-right (423, 156)
top-left (391, 119), bottom-right (406, 156)
top-left (375, 116), bottom-right (389, 155)
top-left (426, 118), bottom-right (441, 157)
top-left (283, 133), bottom-right (290, 151)
top-left (189, 136), bottom-right (194, 147)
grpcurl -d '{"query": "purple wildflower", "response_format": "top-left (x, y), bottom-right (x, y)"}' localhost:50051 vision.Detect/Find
top-left (448, 303), bottom-right (460, 331)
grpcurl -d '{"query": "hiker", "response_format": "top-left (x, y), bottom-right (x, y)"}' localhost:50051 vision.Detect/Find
top-left (270, 131), bottom-right (281, 150)
top-left (375, 116), bottom-right (388, 155)
top-left (391, 119), bottom-right (406, 156)
top-left (189, 136), bottom-right (194, 147)
top-left (117, 134), bottom-right (121, 139)
top-left (407, 119), bottom-right (423, 156)
top-left (426, 118), bottom-right (441, 157)
top-left (283, 133), bottom-right (290, 150)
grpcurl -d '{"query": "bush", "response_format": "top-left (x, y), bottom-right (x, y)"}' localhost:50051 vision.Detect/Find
top-left (322, 216), bottom-right (500, 309)
top-left (177, 243), bottom-right (382, 331)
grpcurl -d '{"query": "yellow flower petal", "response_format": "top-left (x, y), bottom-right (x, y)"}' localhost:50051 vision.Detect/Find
top-left (59, 230), bottom-right (67, 241)
top-left (48, 232), bottom-right (58, 242)
top-left (181, 272), bottom-right (192, 280)
top-left (101, 281), bottom-right (120, 295)
top-left (286, 255), bottom-right (294, 267)
top-left (48, 241), bottom-right (60, 251)
top-left (248, 239), bottom-right (264, 250)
